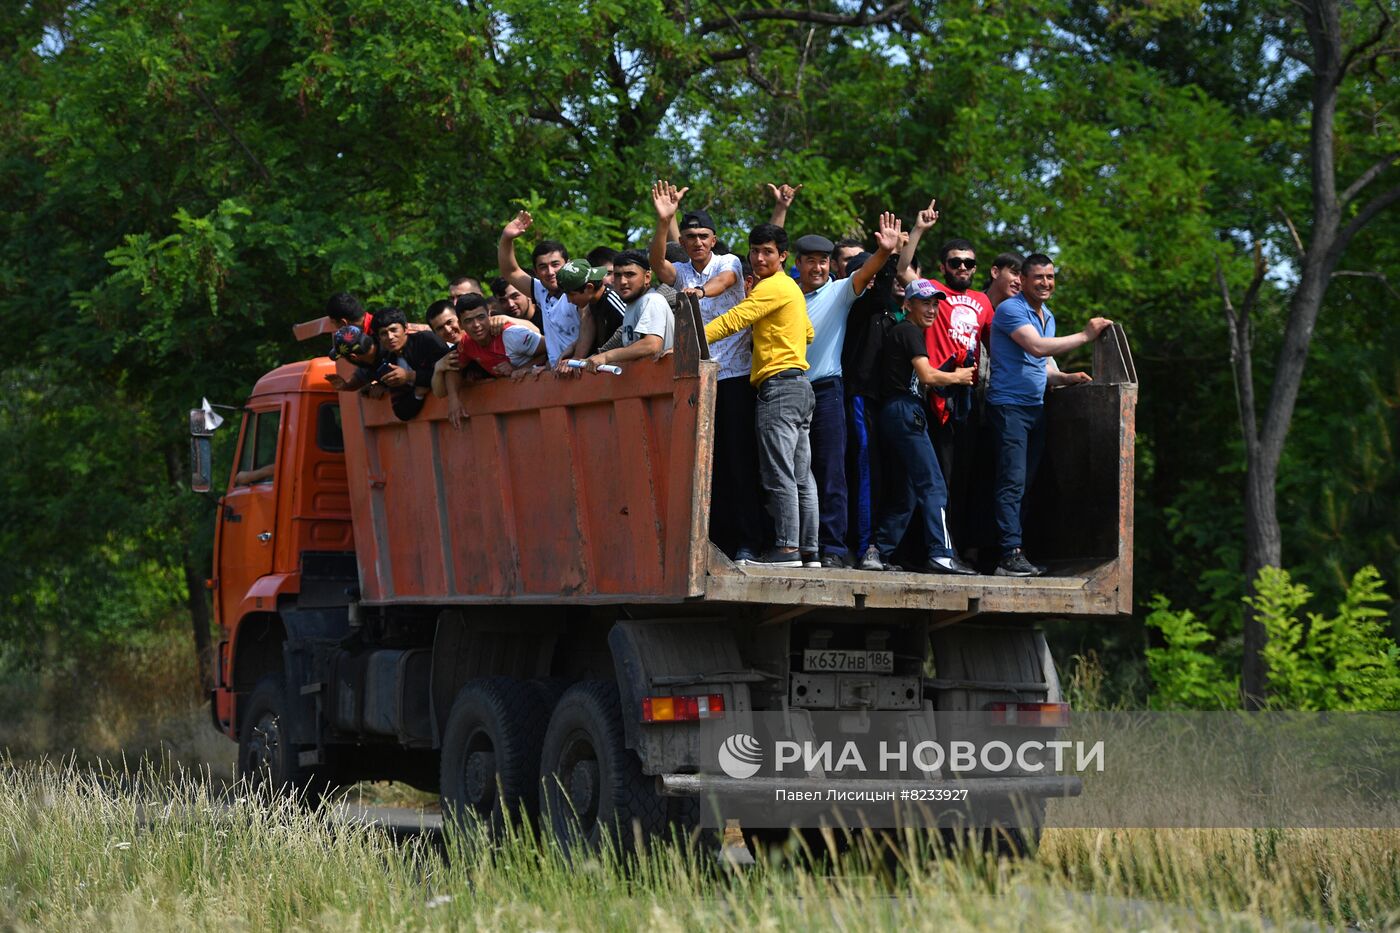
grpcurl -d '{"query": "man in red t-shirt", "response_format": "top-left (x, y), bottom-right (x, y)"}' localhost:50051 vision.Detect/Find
top-left (897, 200), bottom-right (995, 559)
top-left (433, 295), bottom-right (546, 428)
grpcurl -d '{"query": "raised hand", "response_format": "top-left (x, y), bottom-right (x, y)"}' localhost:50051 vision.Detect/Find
top-left (874, 211), bottom-right (902, 253)
top-left (651, 180), bottom-right (689, 221)
top-left (1085, 317), bottom-right (1113, 339)
top-left (914, 198), bottom-right (939, 231)
top-left (766, 183), bottom-right (803, 207)
top-left (503, 210), bottom-right (534, 239)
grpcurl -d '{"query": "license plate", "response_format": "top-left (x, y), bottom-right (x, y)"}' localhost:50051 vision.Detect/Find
top-left (803, 650), bottom-right (893, 674)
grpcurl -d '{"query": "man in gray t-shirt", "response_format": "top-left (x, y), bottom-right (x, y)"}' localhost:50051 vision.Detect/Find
top-left (585, 249), bottom-right (674, 369)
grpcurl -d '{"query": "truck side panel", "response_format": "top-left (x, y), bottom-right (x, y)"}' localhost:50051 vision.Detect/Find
top-left (340, 357), bottom-right (717, 605)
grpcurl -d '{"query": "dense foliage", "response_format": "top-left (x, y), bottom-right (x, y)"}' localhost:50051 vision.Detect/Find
top-left (1147, 566), bottom-right (1400, 710)
top-left (1, 1), bottom-right (1396, 701)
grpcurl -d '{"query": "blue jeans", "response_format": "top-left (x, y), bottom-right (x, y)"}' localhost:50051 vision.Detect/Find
top-left (755, 373), bottom-right (818, 551)
top-left (988, 403), bottom-right (1046, 553)
top-left (845, 394), bottom-right (879, 555)
top-left (874, 394), bottom-right (953, 562)
top-left (809, 377), bottom-right (848, 557)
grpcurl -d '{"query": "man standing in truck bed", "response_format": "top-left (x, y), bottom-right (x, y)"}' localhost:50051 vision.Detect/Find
top-left (704, 223), bottom-right (816, 568)
top-left (647, 180), bottom-right (762, 563)
top-left (986, 254), bottom-right (1110, 576)
top-left (859, 279), bottom-right (976, 575)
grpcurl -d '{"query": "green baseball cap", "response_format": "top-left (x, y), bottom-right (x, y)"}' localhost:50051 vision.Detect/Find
top-left (556, 258), bottom-right (607, 292)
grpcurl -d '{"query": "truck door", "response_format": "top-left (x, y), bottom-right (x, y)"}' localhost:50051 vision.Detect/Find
top-left (217, 405), bottom-right (282, 627)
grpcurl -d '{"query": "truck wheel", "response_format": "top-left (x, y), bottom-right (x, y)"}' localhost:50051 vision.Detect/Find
top-left (538, 680), bottom-right (666, 855)
top-left (238, 675), bottom-right (328, 801)
top-left (439, 677), bottom-right (550, 836)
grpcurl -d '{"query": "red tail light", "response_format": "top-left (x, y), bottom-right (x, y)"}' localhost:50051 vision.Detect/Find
top-left (986, 701), bottom-right (1070, 727)
top-left (641, 693), bottom-right (726, 723)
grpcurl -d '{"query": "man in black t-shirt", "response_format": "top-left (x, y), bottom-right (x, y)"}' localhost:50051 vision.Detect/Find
top-left (840, 249), bottom-right (902, 558)
top-left (858, 279), bottom-right (977, 575)
top-left (368, 307), bottom-right (451, 421)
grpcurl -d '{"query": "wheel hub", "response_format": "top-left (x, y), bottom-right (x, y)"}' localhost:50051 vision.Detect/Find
top-left (463, 749), bottom-right (498, 810)
top-left (567, 758), bottom-right (601, 824)
top-left (246, 712), bottom-right (280, 775)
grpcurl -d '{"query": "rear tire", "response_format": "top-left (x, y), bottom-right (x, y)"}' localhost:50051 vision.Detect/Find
top-left (238, 675), bottom-right (330, 802)
top-left (538, 680), bottom-right (666, 855)
top-left (439, 677), bottom-right (550, 836)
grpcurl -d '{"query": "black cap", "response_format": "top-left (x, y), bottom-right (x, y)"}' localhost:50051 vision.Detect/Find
top-left (794, 234), bottom-right (835, 256)
top-left (679, 210), bottom-right (716, 233)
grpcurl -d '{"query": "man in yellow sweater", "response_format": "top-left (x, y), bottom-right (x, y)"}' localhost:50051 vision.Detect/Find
top-left (704, 223), bottom-right (817, 568)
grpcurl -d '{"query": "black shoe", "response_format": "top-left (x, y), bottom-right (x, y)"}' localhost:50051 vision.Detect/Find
top-left (820, 553), bottom-right (847, 569)
top-left (928, 555), bottom-right (977, 576)
top-left (995, 550), bottom-right (1042, 577)
top-left (800, 551), bottom-right (821, 568)
top-left (749, 548), bottom-right (803, 568)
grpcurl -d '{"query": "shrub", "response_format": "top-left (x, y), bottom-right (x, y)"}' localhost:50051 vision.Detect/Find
top-left (1252, 566), bottom-right (1400, 711)
top-left (1144, 595), bottom-right (1238, 709)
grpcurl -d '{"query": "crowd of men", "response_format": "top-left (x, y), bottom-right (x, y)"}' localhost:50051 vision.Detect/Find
top-left (321, 184), bottom-right (1110, 578)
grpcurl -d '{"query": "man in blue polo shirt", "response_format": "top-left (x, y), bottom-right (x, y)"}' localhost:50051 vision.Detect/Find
top-left (987, 254), bottom-right (1111, 576)
top-left (794, 212), bottom-right (900, 568)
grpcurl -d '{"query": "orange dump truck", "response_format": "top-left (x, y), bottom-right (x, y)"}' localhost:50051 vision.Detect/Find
top-left (190, 300), bottom-right (1138, 846)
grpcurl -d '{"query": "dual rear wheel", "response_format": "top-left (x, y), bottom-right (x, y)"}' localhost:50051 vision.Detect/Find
top-left (439, 678), bottom-right (665, 852)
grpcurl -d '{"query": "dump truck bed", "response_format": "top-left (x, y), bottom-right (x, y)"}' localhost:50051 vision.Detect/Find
top-left (337, 299), bottom-right (1136, 618)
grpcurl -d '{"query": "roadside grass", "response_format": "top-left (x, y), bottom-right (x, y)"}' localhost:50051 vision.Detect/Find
top-left (0, 757), bottom-right (1397, 932)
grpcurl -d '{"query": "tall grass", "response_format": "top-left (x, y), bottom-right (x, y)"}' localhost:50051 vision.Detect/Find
top-left (2, 633), bottom-right (1397, 930)
top-left (1, 757), bottom-right (1396, 931)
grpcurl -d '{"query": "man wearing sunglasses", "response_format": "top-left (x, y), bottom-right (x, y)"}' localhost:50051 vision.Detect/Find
top-left (896, 199), bottom-right (996, 561)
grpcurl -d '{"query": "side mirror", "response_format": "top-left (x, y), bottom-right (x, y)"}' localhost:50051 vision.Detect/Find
top-left (189, 403), bottom-right (225, 494)
top-left (190, 434), bottom-right (213, 493)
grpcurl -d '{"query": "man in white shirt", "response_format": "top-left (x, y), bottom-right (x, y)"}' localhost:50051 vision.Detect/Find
top-left (585, 250), bottom-right (674, 367)
top-left (647, 180), bottom-right (763, 563)
top-left (496, 210), bottom-right (595, 372)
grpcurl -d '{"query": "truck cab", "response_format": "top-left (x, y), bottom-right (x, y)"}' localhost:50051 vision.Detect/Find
top-left (206, 359), bottom-right (356, 738)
